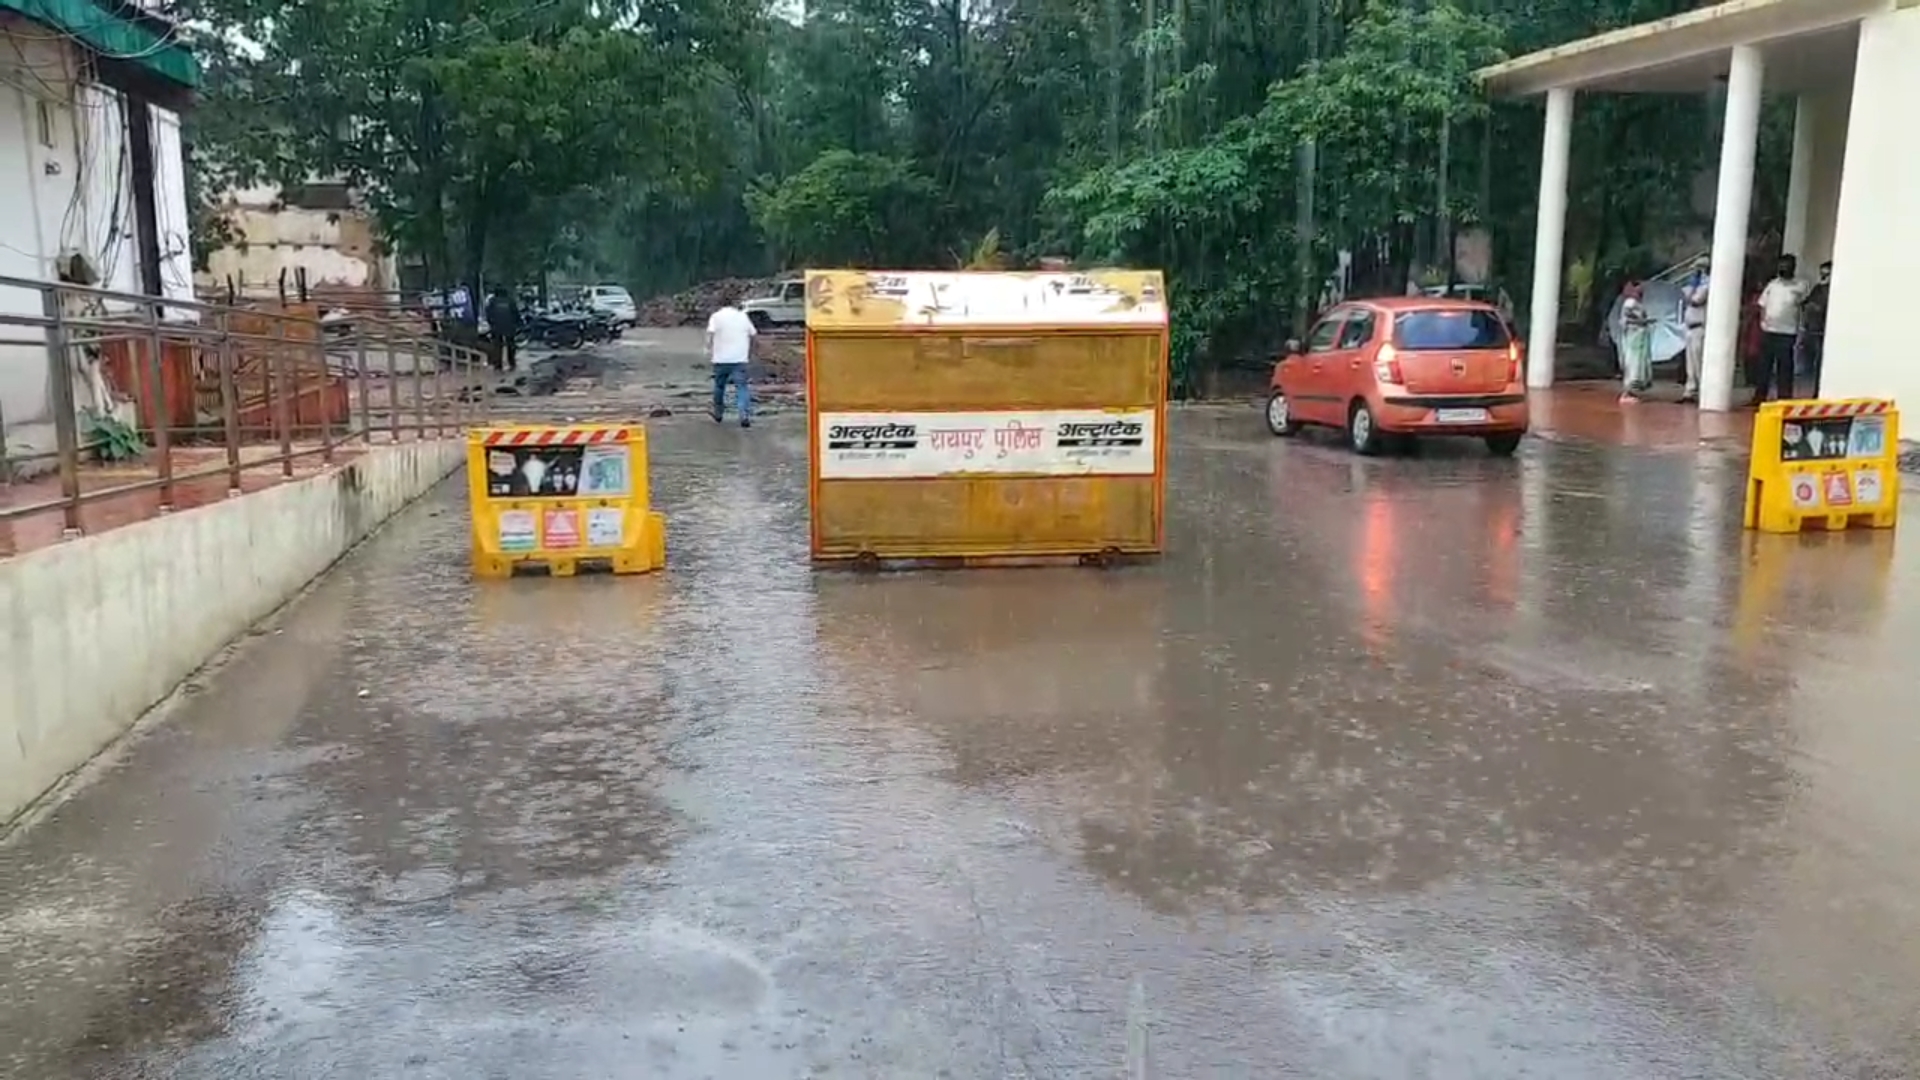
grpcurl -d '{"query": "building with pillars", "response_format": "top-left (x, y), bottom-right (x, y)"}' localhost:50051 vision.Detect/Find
top-left (1480, 0), bottom-right (1916, 414)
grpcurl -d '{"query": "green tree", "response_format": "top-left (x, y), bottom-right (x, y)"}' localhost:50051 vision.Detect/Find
top-left (747, 149), bottom-right (940, 267)
top-left (179, 0), bottom-right (747, 294)
top-left (1049, 2), bottom-right (1506, 392)
top-left (178, 0), bottom-right (1791, 379)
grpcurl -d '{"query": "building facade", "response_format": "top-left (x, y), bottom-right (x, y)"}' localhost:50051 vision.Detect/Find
top-left (1481, 0), bottom-right (1915, 414)
top-left (199, 181), bottom-right (398, 301)
top-left (0, 1), bottom-right (196, 465)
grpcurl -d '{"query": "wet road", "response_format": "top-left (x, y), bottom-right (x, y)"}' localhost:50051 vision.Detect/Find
top-left (5, 401), bottom-right (1920, 1078)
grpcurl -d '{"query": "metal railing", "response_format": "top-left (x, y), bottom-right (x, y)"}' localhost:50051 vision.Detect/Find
top-left (0, 274), bottom-right (492, 556)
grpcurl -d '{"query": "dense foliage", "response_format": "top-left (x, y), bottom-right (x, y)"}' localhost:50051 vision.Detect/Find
top-left (183, 0), bottom-right (1792, 389)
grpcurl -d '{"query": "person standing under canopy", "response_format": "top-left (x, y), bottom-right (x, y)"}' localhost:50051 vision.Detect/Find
top-left (1617, 280), bottom-right (1653, 404)
top-left (1680, 257), bottom-right (1709, 405)
top-left (1753, 255), bottom-right (1810, 405)
top-left (1800, 260), bottom-right (1831, 398)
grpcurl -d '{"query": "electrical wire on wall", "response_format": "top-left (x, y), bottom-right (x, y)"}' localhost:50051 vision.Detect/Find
top-left (0, 12), bottom-right (149, 427)
top-left (0, 21), bottom-right (134, 289)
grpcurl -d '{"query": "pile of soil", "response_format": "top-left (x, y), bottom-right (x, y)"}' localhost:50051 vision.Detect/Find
top-left (755, 335), bottom-right (805, 384)
top-left (638, 278), bottom-right (778, 327)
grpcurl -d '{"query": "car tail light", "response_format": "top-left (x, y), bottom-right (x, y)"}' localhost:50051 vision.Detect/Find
top-left (1373, 344), bottom-right (1404, 385)
top-left (1506, 342), bottom-right (1522, 384)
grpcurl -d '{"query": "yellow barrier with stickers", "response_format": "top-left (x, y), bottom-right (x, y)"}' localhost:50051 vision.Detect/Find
top-left (1744, 399), bottom-right (1899, 534)
top-left (466, 423), bottom-right (667, 578)
top-left (804, 268), bottom-right (1171, 564)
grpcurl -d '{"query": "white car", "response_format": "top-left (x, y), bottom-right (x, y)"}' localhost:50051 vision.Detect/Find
top-left (740, 279), bottom-right (806, 329)
top-left (582, 284), bottom-right (638, 328)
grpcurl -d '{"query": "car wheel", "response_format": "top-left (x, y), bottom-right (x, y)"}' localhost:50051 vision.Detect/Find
top-left (1485, 432), bottom-right (1524, 457)
top-left (748, 311), bottom-right (771, 330)
top-left (1265, 390), bottom-right (1298, 437)
top-left (1348, 400), bottom-right (1385, 456)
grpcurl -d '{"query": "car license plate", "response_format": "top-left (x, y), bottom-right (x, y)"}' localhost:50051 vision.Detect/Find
top-left (1435, 408), bottom-right (1490, 424)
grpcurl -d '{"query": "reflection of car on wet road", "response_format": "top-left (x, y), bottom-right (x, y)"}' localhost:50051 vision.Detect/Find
top-left (1267, 297), bottom-right (1529, 457)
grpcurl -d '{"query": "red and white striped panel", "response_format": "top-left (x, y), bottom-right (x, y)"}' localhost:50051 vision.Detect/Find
top-left (1779, 400), bottom-right (1893, 421)
top-left (481, 427), bottom-right (629, 447)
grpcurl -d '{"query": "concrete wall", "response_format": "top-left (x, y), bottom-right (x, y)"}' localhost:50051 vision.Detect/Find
top-left (1822, 7), bottom-right (1920, 405)
top-left (0, 438), bottom-right (465, 823)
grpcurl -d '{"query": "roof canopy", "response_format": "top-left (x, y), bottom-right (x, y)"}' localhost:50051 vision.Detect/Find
top-left (1477, 0), bottom-right (1886, 96)
top-left (2, 0), bottom-right (199, 92)
top-left (802, 270), bottom-right (1168, 331)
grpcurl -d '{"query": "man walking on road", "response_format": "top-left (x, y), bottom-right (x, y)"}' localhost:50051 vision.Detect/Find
top-left (707, 300), bottom-right (757, 428)
top-left (1680, 257), bottom-right (1709, 404)
top-left (1753, 255), bottom-right (1809, 405)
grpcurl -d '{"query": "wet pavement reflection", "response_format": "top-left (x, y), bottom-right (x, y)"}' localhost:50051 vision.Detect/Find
top-left (4, 406), bottom-right (1920, 1077)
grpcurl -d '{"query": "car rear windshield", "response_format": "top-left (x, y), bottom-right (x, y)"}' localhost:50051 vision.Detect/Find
top-left (1393, 309), bottom-right (1510, 350)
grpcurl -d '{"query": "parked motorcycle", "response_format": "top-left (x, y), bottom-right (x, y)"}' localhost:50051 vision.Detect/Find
top-left (523, 308), bottom-right (588, 349)
top-left (579, 308), bottom-right (619, 344)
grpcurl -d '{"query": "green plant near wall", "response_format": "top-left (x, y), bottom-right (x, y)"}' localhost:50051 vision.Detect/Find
top-left (82, 410), bottom-right (147, 463)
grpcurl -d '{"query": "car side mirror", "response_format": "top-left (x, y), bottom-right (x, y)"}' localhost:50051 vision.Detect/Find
top-left (1284, 338), bottom-right (1302, 357)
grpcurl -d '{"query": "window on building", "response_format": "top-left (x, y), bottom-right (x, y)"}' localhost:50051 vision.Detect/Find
top-left (35, 100), bottom-right (56, 148)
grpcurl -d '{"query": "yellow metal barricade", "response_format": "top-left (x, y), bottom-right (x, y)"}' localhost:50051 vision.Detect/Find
top-left (1744, 399), bottom-right (1900, 534)
top-left (467, 423), bottom-right (667, 578)
top-left (804, 268), bottom-right (1170, 565)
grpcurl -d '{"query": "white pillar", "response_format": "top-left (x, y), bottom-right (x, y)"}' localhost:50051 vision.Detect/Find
top-left (1700, 46), bottom-right (1765, 414)
top-left (1527, 87), bottom-right (1574, 389)
top-left (1782, 94), bottom-right (1816, 260)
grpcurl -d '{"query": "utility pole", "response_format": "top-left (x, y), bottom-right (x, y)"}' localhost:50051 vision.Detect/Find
top-left (1293, 0), bottom-right (1321, 338)
top-left (1104, 0), bottom-right (1120, 161)
top-left (1436, 118), bottom-right (1452, 285)
top-left (1143, 0), bottom-right (1158, 154)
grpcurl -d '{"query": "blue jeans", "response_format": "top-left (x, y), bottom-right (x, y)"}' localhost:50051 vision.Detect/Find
top-left (711, 363), bottom-right (751, 422)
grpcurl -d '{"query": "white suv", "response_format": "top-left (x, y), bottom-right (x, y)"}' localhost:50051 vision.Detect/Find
top-left (583, 284), bottom-right (638, 328)
top-left (740, 279), bottom-right (806, 329)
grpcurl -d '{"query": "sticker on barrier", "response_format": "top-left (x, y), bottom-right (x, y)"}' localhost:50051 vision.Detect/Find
top-left (543, 508), bottom-right (582, 549)
top-left (467, 424), bottom-right (667, 578)
top-left (1789, 474), bottom-right (1819, 509)
top-left (1745, 399), bottom-right (1900, 534)
top-left (586, 507), bottom-right (626, 547)
top-left (1856, 468), bottom-right (1885, 508)
top-left (1823, 471), bottom-right (1854, 508)
top-left (816, 409), bottom-right (1157, 479)
top-left (499, 510), bottom-right (537, 552)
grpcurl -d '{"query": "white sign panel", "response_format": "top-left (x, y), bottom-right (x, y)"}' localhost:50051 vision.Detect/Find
top-left (818, 410), bottom-right (1157, 479)
top-left (859, 272), bottom-right (1165, 326)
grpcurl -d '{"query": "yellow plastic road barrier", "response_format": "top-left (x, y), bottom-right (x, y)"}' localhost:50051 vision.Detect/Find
top-left (1744, 399), bottom-right (1900, 533)
top-left (467, 423), bottom-right (666, 578)
top-left (804, 268), bottom-right (1170, 565)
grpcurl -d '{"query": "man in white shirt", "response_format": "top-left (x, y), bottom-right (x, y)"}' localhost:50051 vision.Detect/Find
top-left (1679, 257), bottom-right (1709, 404)
top-left (705, 302), bottom-right (757, 427)
top-left (1753, 254), bottom-right (1809, 404)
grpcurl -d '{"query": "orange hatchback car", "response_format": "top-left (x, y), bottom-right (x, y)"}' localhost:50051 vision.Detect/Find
top-left (1266, 297), bottom-right (1530, 456)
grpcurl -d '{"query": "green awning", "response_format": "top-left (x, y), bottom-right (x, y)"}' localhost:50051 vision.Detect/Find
top-left (1, 0), bottom-right (199, 90)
